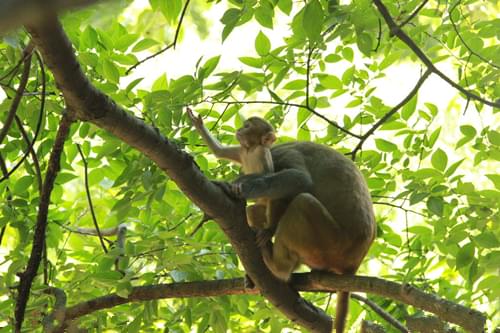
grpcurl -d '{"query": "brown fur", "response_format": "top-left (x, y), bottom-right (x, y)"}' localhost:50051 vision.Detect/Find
top-left (235, 142), bottom-right (376, 332)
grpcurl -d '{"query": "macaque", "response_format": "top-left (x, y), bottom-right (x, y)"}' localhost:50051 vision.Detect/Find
top-left (231, 142), bottom-right (377, 333)
top-left (186, 108), bottom-right (376, 333)
top-left (186, 107), bottom-right (276, 229)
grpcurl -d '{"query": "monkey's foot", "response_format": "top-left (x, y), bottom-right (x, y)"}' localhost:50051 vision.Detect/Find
top-left (244, 274), bottom-right (255, 289)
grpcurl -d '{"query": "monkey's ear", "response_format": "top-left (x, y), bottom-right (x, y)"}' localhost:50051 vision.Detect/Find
top-left (262, 132), bottom-right (276, 146)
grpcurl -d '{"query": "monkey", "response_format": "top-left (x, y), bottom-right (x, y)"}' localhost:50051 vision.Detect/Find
top-left (186, 107), bottom-right (276, 230)
top-left (231, 141), bottom-right (377, 333)
top-left (186, 108), bottom-right (375, 332)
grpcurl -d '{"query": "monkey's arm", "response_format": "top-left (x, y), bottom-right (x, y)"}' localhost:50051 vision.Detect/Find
top-left (233, 169), bottom-right (313, 200)
top-left (187, 108), bottom-right (242, 163)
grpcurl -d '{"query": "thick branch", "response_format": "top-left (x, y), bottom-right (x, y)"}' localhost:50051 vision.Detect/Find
top-left (43, 287), bottom-right (67, 333)
top-left (55, 274), bottom-right (484, 333)
top-left (372, 0), bottom-right (500, 109)
top-left (294, 273), bottom-right (486, 333)
top-left (26, 16), bottom-right (333, 333)
top-left (15, 111), bottom-right (74, 333)
top-left (0, 0), bottom-right (105, 33)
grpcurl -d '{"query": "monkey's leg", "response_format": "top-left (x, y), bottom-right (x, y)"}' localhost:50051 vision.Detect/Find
top-left (260, 241), bottom-right (300, 282)
top-left (246, 204), bottom-right (267, 229)
top-left (274, 193), bottom-right (350, 333)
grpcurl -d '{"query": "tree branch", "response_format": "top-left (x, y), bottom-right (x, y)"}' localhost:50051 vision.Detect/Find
top-left (372, 0), bottom-right (500, 109)
top-left (351, 294), bottom-right (408, 332)
top-left (0, 51), bottom-right (46, 184)
top-left (448, 1), bottom-right (500, 70)
top-left (0, 0), bottom-right (108, 33)
top-left (294, 273), bottom-right (485, 333)
top-left (15, 111), bottom-right (75, 333)
top-left (76, 144), bottom-right (108, 253)
top-left (26, 15), bottom-right (333, 333)
top-left (208, 99), bottom-right (362, 139)
top-left (0, 44), bottom-right (33, 145)
top-left (53, 274), bottom-right (484, 333)
top-left (42, 287), bottom-right (67, 333)
top-left (350, 68), bottom-right (432, 159)
top-left (398, 0), bottom-right (429, 30)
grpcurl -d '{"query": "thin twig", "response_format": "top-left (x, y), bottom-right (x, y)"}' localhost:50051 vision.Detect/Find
top-left (76, 144), bottom-right (108, 253)
top-left (449, 1), bottom-right (500, 70)
top-left (352, 293), bottom-right (409, 332)
top-left (0, 42), bottom-right (34, 82)
top-left (0, 46), bottom-right (33, 145)
top-left (15, 115), bottom-right (43, 190)
top-left (126, 0), bottom-right (191, 74)
top-left (305, 45), bottom-right (314, 108)
top-left (372, 0), bottom-right (500, 109)
top-left (15, 111), bottom-right (75, 333)
top-left (398, 0), bottom-right (429, 30)
top-left (373, 201), bottom-right (425, 217)
top-left (208, 99), bottom-right (361, 139)
top-left (0, 154), bottom-right (13, 247)
top-left (350, 69), bottom-right (432, 159)
top-left (0, 51), bottom-right (46, 184)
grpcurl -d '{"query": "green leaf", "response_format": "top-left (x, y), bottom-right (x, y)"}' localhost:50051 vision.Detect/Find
top-left (413, 168), bottom-right (442, 179)
top-left (474, 232), bottom-right (499, 248)
top-left (487, 129), bottom-right (500, 146)
top-left (115, 33), bottom-right (139, 52)
top-left (283, 79), bottom-right (306, 90)
top-left (356, 32), bottom-right (372, 56)
top-left (460, 125), bottom-right (477, 137)
top-left (375, 139), bottom-right (397, 152)
top-left (302, 0), bottom-right (324, 41)
top-left (342, 47), bottom-right (354, 62)
top-left (103, 59), bottom-right (120, 83)
top-left (486, 174), bottom-right (500, 189)
top-left (431, 148), bottom-right (448, 171)
top-left (445, 159), bottom-right (464, 177)
top-left (325, 54), bottom-right (342, 63)
top-left (239, 56), bottom-right (262, 68)
top-left (346, 98), bottom-right (362, 108)
top-left (221, 8), bottom-right (241, 41)
top-left (401, 95), bottom-right (417, 120)
top-left (426, 197), bottom-right (443, 216)
top-left (255, 31), bottom-right (271, 56)
top-left (132, 38), bottom-right (158, 52)
top-left (200, 56), bottom-right (221, 78)
top-left (255, 6), bottom-right (273, 29)
top-left (14, 176), bottom-right (33, 193)
top-left (80, 26), bottom-right (98, 50)
top-left (456, 243), bottom-right (475, 269)
top-left (160, 0), bottom-right (182, 23)
top-left (318, 74), bottom-right (342, 89)
top-left (277, 0), bottom-right (293, 15)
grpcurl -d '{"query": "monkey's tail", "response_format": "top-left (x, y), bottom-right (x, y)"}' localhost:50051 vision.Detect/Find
top-left (335, 291), bottom-right (349, 333)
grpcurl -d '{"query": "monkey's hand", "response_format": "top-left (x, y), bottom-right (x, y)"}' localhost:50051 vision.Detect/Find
top-left (186, 107), bottom-right (204, 131)
top-left (256, 229), bottom-right (273, 248)
top-left (231, 174), bottom-right (269, 199)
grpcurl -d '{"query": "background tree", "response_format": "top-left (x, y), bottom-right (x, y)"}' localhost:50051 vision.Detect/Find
top-left (0, 0), bottom-right (498, 332)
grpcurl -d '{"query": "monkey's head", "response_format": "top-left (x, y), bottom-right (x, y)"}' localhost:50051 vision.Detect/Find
top-left (236, 117), bottom-right (276, 149)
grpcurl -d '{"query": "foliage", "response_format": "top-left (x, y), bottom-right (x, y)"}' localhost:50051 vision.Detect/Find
top-left (0, 0), bottom-right (499, 332)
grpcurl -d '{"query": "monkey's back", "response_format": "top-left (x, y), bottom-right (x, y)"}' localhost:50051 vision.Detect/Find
top-left (271, 142), bottom-right (376, 262)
